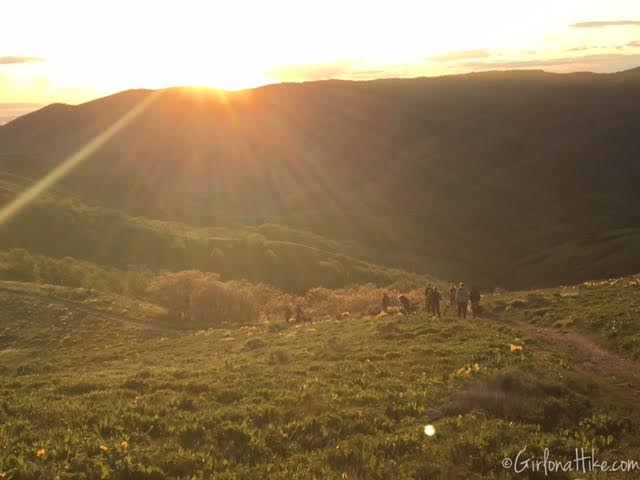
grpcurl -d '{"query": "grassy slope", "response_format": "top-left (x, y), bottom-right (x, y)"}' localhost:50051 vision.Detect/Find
top-left (1, 281), bottom-right (639, 479)
top-left (484, 274), bottom-right (640, 360)
top-left (0, 175), bottom-right (429, 293)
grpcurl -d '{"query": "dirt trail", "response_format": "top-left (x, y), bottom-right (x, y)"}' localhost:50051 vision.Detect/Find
top-left (0, 285), bottom-right (175, 333)
top-left (493, 316), bottom-right (640, 399)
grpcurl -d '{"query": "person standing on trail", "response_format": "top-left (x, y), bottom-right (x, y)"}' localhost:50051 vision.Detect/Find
top-left (424, 285), bottom-right (433, 313)
top-left (431, 287), bottom-right (442, 319)
top-left (470, 286), bottom-right (481, 318)
top-left (398, 294), bottom-right (413, 315)
top-left (448, 284), bottom-right (457, 310)
top-left (455, 282), bottom-right (469, 319)
top-left (382, 292), bottom-right (391, 312)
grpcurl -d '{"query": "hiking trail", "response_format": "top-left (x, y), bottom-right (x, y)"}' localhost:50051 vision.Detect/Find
top-left (2, 282), bottom-right (639, 401)
top-left (0, 285), bottom-right (175, 333)
top-left (493, 316), bottom-right (640, 401)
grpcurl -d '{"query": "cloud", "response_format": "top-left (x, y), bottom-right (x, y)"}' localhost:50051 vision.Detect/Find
top-left (267, 59), bottom-right (363, 82)
top-left (464, 57), bottom-right (579, 69)
top-left (335, 69), bottom-right (397, 80)
top-left (569, 20), bottom-right (640, 28)
top-left (462, 53), bottom-right (640, 72)
top-left (567, 45), bottom-right (595, 52)
top-left (265, 59), bottom-right (423, 83)
top-left (429, 49), bottom-right (491, 62)
top-left (0, 56), bottom-right (46, 65)
top-left (567, 42), bottom-right (640, 53)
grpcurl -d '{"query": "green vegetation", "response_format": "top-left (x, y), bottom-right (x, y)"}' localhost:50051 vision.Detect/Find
top-left (0, 176), bottom-right (428, 293)
top-left (147, 271), bottom-right (259, 327)
top-left (0, 281), bottom-right (639, 479)
top-left (3, 68), bottom-right (640, 288)
top-left (0, 249), bottom-right (152, 297)
top-left (0, 250), bottom-right (435, 329)
top-left (2, 69), bottom-right (640, 479)
top-left (484, 275), bottom-right (640, 359)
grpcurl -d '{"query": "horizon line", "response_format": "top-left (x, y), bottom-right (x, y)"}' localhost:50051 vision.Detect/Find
top-left (1, 63), bottom-right (639, 113)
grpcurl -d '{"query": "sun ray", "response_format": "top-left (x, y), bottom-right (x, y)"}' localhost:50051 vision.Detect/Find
top-left (0, 91), bottom-right (160, 226)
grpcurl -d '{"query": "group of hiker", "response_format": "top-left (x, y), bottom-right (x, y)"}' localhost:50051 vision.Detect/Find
top-left (384, 282), bottom-right (481, 319)
top-left (447, 282), bottom-right (481, 319)
top-left (284, 282), bottom-right (482, 324)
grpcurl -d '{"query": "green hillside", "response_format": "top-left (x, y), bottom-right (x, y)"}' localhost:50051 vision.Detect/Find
top-left (2, 69), bottom-right (640, 479)
top-left (0, 279), bottom-right (639, 479)
top-left (485, 274), bottom-right (640, 360)
top-left (0, 175), bottom-right (428, 293)
top-left (2, 69), bottom-right (640, 288)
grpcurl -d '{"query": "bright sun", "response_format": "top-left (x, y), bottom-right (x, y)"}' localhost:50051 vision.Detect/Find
top-left (177, 64), bottom-right (273, 91)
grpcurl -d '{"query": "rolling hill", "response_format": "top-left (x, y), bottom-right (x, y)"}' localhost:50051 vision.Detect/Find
top-left (1, 278), bottom-right (639, 478)
top-left (2, 68), bottom-right (640, 288)
top-left (0, 175), bottom-right (427, 293)
top-left (2, 67), bottom-right (640, 478)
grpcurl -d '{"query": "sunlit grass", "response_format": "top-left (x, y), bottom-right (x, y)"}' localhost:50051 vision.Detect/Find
top-left (0, 283), bottom-right (639, 478)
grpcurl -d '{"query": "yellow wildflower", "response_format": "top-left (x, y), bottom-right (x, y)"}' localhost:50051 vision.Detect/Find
top-left (36, 448), bottom-right (46, 458)
top-left (121, 440), bottom-right (129, 449)
top-left (99, 444), bottom-right (108, 452)
top-left (510, 344), bottom-right (524, 352)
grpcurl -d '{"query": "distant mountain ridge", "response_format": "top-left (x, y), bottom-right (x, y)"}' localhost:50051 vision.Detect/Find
top-left (0, 103), bottom-right (45, 126)
top-left (1, 67), bottom-right (640, 288)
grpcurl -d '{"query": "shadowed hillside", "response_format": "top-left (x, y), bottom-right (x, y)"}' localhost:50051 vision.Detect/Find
top-left (0, 176), bottom-right (427, 293)
top-left (2, 68), bottom-right (640, 287)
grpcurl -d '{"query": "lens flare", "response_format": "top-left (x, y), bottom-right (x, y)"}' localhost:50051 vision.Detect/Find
top-left (0, 91), bottom-right (159, 227)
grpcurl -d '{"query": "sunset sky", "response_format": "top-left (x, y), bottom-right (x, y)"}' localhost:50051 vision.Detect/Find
top-left (2, 0), bottom-right (640, 106)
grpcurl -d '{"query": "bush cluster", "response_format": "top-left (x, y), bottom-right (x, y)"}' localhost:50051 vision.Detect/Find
top-left (0, 249), bottom-right (151, 296)
top-left (147, 271), bottom-right (258, 327)
top-left (0, 249), bottom-right (431, 328)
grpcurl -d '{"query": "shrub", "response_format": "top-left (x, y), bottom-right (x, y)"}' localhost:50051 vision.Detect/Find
top-left (302, 284), bottom-right (425, 318)
top-left (0, 249), bottom-right (152, 296)
top-left (225, 279), bottom-right (294, 320)
top-left (450, 370), bottom-right (590, 429)
top-left (0, 248), bottom-right (35, 281)
top-left (147, 271), bottom-right (258, 327)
